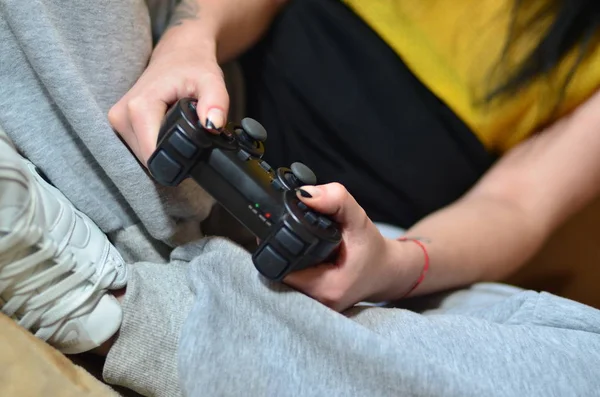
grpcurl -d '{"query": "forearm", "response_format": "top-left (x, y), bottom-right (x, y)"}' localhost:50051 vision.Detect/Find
top-left (386, 100), bottom-right (600, 300)
top-left (397, 194), bottom-right (549, 298)
top-left (158, 0), bottom-right (286, 62)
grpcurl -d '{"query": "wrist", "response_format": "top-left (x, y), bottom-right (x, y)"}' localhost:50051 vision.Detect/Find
top-left (152, 20), bottom-right (218, 62)
top-left (375, 238), bottom-right (429, 302)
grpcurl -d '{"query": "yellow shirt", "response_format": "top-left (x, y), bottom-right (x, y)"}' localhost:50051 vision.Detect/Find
top-left (343, 0), bottom-right (600, 153)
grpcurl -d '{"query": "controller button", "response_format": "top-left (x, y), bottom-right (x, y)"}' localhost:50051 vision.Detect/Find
top-left (297, 201), bottom-right (308, 211)
top-left (241, 118), bottom-right (268, 142)
top-left (150, 150), bottom-right (182, 184)
top-left (168, 130), bottom-right (198, 159)
top-left (275, 227), bottom-right (305, 255)
top-left (304, 211), bottom-right (318, 225)
top-left (290, 162), bottom-right (317, 186)
top-left (255, 245), bottom-right (288, 280)
top-left (259, 160), bottom-right (272, 172)
top-left (271, 179), bottom-right (284, 191)
top-left (318, 217), bottom-right (332, 229)
top-left (221, 131), bottom-right (235, 142)
top-left (237, 150), bottom-right (251, 162)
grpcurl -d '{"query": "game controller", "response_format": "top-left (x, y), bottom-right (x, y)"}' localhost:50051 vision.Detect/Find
top-left (147, 97), bottom-right (342, 281)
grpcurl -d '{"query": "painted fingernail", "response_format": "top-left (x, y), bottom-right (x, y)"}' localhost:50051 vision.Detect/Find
top-left (296, 188), bottom-right (313, 198)
top-left (205, 119), bottom-right (216, 129)
top-left (206, 108), bottom-right (225, 130)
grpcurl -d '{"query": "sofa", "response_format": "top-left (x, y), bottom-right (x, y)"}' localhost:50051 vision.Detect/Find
top-left (0, 312), bottom-right (118, 397)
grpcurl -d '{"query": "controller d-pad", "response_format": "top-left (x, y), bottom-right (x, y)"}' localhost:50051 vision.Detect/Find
top-left (168, 129), bottom-right (197, 159)
top-left (275, 227), bottom-right (305, 255)
top-left (255, 245), bottom-right (288, 280)
top-left (150, 150), bottom-right (182, 184)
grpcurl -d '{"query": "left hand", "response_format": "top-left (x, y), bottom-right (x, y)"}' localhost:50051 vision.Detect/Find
top-left (283, 183), bottom-right (422, 312)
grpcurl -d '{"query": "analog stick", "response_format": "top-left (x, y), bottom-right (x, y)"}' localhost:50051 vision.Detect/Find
top-left (240, 118), bottom-right (268, 143)
top-left (289, 162), bottom-right (317, 186)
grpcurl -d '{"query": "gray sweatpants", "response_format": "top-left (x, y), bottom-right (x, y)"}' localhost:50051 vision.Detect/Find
top-left (2, 1), bottom-right (600, 397)
top-left (101, 238), bottom-right (600, 397)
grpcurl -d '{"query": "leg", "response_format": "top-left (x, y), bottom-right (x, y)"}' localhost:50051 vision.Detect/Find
top-left (0, 0), bottom-right (214, 259)
top-left (177, 238), bottom-right (600, 397)
top-left (102, 259), bottom-right (196, 397)
top-left (0, 123), bottom-right (187, 395)
top-left (0, 128), bottom-right (123, 354)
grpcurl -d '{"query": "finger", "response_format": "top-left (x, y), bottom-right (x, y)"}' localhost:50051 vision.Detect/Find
top-left (283, 262), bottom-right (343, 306)
top-left (296, 183), bottom-right (369, 231)
top-left (127, 96), bottom-right (169, 165)
top-left (193, 68), bottom-right (230, 134)
top-left (108, 98), bottom-right (141, 160)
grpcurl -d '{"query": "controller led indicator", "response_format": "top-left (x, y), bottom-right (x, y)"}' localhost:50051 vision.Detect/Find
top-left (254, 203), bottom-right (260, 208)
top-left (265, 213), bottom-right (271, 219)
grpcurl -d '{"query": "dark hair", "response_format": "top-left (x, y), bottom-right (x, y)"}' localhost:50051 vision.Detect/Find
top-left (489, 0), bottom-right (600, 100)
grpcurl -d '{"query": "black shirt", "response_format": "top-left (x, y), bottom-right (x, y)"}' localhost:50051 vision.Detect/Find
top-left (240, 0), bottom-right (497, 228)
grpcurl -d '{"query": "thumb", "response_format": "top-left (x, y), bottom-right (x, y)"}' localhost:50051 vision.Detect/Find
top-left (194, 66), bottom-right (230, 133)
top-left (296, 183), bottom-right (368, 231)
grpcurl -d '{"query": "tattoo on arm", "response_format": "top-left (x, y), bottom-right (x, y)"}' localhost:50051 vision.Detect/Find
top-left (168, 0), bottom-right (200, 28)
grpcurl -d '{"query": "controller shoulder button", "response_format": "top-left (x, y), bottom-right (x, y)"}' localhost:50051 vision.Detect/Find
top-left (255, 245), bottom-right (288, 280)
top-left (275, 227), bottom-right (305, 256)
top-left (149, 150), bottom-right (182, 185)
top-left (168, 129), bottom-right (198, 159)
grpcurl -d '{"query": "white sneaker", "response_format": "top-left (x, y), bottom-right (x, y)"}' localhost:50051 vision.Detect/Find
top-left (22, 159), bottom-right (127, 289)
top-left (0, 130), bottom-right (122, 354)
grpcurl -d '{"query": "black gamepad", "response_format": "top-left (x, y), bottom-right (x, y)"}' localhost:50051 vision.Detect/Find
top-left (147, 98), bottom-right (342, 281)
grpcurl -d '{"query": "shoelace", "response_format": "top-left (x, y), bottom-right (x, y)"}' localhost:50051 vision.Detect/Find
top-left (24, 159), bottom-right (126, 289)
top-left (0, 187), bottom-right (117, 342)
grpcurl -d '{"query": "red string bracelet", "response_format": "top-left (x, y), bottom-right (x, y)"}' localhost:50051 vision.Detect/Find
top-left (397, 237), bottom-right (430, 298)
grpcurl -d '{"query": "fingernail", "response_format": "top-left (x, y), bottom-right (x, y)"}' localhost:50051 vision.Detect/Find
top-left (206, 108), bottom-right (225, 130)
top-left (296, 188), bottom-right (313, 198)
top-left (296, 186), bottom-right (320, 198)
top-left (205, 118), bottom-right (217, 129)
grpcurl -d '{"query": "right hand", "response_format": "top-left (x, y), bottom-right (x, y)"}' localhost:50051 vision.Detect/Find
top-left (283, 183), bottom-right (425, 312)
top-left (108, 32), bottom-right (229, 166)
